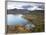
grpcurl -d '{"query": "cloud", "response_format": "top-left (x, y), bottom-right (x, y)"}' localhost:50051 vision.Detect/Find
top-left (7, 2), bottom-right (44, 11)
top-left (28, 6), bottom-right (37, 11)
top-left (7, 0), bottom-right (44, 2)
top-left (22, 5), bottom-right (33, 9)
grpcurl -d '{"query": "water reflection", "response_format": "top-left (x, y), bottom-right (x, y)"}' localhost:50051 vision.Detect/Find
top-left (7, 14), bottom-right (35, 31)
top-left (7, 14), bottom-right (31, 25)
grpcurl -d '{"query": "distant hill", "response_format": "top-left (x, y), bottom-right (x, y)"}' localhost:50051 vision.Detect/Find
top-left (7, 8), bottom-right (44, 14)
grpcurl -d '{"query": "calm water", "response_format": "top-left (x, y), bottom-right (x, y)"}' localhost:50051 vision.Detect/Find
top-left (7, 14), bottom-right (35, 29)
top-left (7, 14), bottom-right (31, 25)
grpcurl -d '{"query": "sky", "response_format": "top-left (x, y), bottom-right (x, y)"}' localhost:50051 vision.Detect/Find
top-left (7, 2), bottom-right (44, 11)
top-left (7, 0), bottom-right (44, 2)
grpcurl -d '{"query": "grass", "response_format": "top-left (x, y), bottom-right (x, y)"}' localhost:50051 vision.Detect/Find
top-left (24, 11), bottom-right (44, 32)
top-left (6, 10), bottom-right (44, 33)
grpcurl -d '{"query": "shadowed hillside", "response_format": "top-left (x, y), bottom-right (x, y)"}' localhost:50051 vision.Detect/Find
top-left (7, 8), bottom-right (44, 14)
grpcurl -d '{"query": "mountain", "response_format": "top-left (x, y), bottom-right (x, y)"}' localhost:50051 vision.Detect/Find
top-left (7, 8), bottom-right (29, 14)
top-left (7, 8), bottom-right (44, 14)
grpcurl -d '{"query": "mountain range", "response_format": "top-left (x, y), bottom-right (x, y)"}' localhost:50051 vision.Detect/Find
top-left (7, 8), bottom-right (44, 14)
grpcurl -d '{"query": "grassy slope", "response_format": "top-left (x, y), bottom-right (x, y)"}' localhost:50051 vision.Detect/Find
top-left (24, 10), bottom-right (44, 32)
